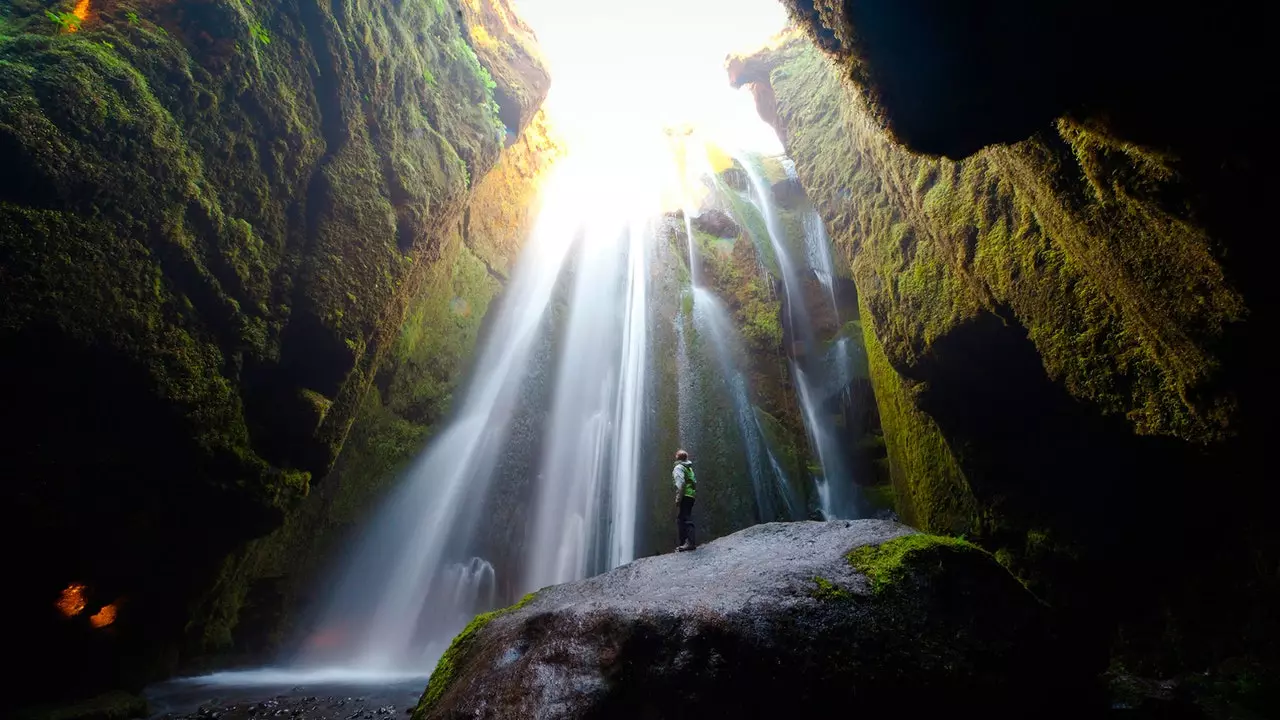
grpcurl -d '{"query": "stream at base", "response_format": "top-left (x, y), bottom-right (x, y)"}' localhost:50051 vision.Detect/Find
top-left (145, 673), bottom-right (424, 720)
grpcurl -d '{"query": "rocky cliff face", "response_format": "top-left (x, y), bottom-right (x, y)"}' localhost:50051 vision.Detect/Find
top-left (0, 0), bottom-right (552, 705)
top-left (186, 109), bottom-right (566, 667)
top-left (734, 14), bottom-right (1277, 681)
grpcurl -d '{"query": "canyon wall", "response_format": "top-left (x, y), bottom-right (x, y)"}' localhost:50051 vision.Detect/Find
top-left (0, 0), bottom-right (555, 705)
top-left (734, 10), bottom-right (1275, 680)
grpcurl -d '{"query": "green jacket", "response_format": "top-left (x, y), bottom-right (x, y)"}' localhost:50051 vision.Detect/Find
top-left (673, 461), bottom-right (696, 499)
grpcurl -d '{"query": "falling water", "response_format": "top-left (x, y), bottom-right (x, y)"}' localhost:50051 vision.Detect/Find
top-left (784, 160), bottom-right (839, 315)
top-left (183, 128), bottom-right (854, 692)
top-left (802, 210), bottom-right (838, 314)
top-left (523, 213), bottom-right (652, 591)
top-left (691, 287), bottom-right (798, 520)
top-left (287, 160), bottom-right (622, 676)
top-left (734, 154), bottom-right (859, 519)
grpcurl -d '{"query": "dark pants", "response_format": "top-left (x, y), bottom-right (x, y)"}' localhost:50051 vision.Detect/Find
top-left (677, 496), bottom-right (696, 547)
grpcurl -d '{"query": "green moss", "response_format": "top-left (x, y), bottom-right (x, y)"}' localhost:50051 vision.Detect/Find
top-left (847, 533), bottom-right (979, 594)
top-left (694, 220), bottom-right (784, 352)
top-left (766, 38), bottom-right (1242, 445)
top-left (859, 295), bottom-right (974, 533)
top-left (860, 482), bottom-right (895, 513)
top-left (0, 0), bottom-right (549, 687)
top-left (810, 576), bottom-right (853, 601)
top-left (414, 592), bottom-right (539, 719)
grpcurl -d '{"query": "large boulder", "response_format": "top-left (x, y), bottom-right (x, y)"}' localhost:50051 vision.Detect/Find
top-left (414, 521), bottom-right (1092, 719)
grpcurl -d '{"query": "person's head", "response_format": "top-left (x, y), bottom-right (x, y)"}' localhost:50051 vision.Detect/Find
top-left (675, 449), bottom-right (689, 461)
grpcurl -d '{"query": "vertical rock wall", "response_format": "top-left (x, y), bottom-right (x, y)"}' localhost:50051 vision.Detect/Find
top-left (735, 31), bottom-right (1276, 676)
top-left (0, 0), bottom-right (552, 705)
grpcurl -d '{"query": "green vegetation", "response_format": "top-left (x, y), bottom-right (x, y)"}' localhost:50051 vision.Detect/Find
top-left (859, 296), bottom-right (974, 532)
top-left (753, 36), bottom-right (1246, 548)
top-left (248, 21), bottom-right (270, 45)
top-left (847, 533), bottom-right (979, 594)
top-left (44, 9), bottom-right (81, 32)
top-left (810, 576), bottom-right (853, 601)
top-left (1, 0), bottom-right (549, 693)
top-left (765, 39), bottom-right (1242, 445)
top-left (692, 227), bottom-right (782, 351)
top-left (414, 593), bottom-right (539, 719)
top-left (750, 33), bottom-right (1266, 679)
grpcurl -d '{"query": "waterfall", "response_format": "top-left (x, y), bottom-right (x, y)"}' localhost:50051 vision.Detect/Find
top-left (733, 154), bottom-right (860, 520)
top-left (522, 213), bottom-right (653, 591)
top-left (690, 287), bottom-right (797, 521)
top-left (802, 210), bottom-right (839, 315)
top-left (184, 127), bottom-right (856, 690)
top-left (290, 167), bottom-right (585, 675)
top-left (784, 159), bottom-right (839, 316)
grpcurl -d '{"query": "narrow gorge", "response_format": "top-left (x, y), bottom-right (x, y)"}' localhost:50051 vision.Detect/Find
top-left (2, 0), bottom-right (1274, 718)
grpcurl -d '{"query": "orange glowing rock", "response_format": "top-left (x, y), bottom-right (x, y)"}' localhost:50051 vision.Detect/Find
top-left (89, 603), bottom-right (117, 628)
top-left (56, 583), bottom-right (88, 617)
top-left (68, 0), bottom-right (89, 31)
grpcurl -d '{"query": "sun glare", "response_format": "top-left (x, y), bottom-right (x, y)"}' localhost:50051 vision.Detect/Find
top-left (513, 0), bottom-right (787, 230)
top-left (514, 0), bottom-right (787, 151)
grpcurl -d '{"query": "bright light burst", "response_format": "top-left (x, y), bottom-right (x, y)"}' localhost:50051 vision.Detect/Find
top-left (514, 0), bottom-right (787, 225)
top-left (517, 0), bottom-right (785, 143)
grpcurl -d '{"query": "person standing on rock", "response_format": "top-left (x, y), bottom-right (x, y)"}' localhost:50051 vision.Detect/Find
top-left (673, 450), bottom-right (697, 552)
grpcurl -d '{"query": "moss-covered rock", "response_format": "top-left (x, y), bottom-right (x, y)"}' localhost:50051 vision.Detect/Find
top-left (412, 520), bottom-right (1092, 719)
top-left (184, 109), bottom-right (565, 670)
top-left (456, 0), bottom-right (548, 141)
top-left (737, 32), bottom-right (1277, 678)
top-left (413, 591), bottom-right (537, 719)
top-left (846, 532), bottom-right (979, 594)
top-left (1, 0), bottom-right (549, 706)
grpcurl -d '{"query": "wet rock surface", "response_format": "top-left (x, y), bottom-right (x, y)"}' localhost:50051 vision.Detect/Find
top-left (416, 520), bottom-right (1094, 719)
top-left (690, 208), bottom-right (739, 238)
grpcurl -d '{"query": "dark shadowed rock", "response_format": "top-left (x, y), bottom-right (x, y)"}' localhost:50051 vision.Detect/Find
top-left (690, 209), bottom-right (738, 238)
top-left (771, 176), bottom-right (805, 208)
top-left (768, 0), bottom-right (1267, 160)
top-left (414, 521), bottom-right (1093, 719)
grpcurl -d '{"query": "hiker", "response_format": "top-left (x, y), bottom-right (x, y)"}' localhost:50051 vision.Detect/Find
top-left (673, 449), bottom-right (697, 552)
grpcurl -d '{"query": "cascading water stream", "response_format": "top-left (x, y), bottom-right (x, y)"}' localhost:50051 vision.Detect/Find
top-left (783, 160), bottom-right (839, 316)
top-left (691, 286), bottom-right (798, 521)
top-left (170, 112), bottom-right (853, 697)
top-left (802, 210), bottom-right (839, 316)
top-left (522, 211), bottom-right (653, 591)
top-left (733, 153), bottom-right (859, 519)
top-left (289, 171), bottom-right (586, 676)
top-left (147, 5), bottom-right (860, 701)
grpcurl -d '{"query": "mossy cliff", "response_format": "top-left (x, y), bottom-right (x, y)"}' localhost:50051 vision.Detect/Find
top-left (0, 0), bottom-right (550, 705)
top-left (733, 27), bottom-right (1277, 679)
top-left (186, 110), bottom-right (565, 663)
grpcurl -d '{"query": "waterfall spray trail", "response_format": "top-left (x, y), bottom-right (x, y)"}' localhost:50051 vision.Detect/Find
top-left (680, 146), bottom-right (799, 523)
